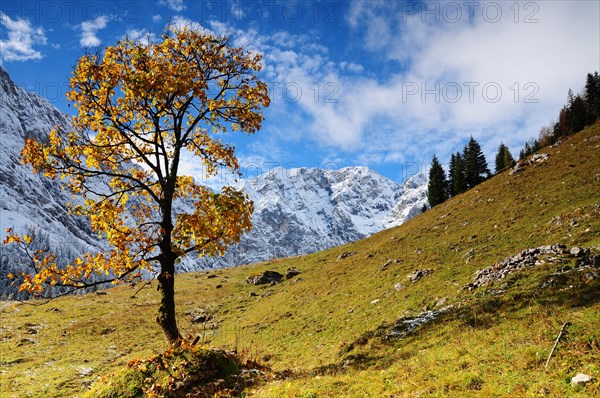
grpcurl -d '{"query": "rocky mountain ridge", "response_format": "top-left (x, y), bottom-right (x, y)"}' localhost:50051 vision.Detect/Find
top-left (0, 66), bottom-right (109, 297)
top-left (188, 166), bottom-right (428, 270)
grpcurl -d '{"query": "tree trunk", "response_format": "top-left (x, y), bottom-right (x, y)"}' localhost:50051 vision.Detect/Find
top-left (157, 155), bottom-right (181, 346)
top-left (156, 252), bottom-right (181, 346)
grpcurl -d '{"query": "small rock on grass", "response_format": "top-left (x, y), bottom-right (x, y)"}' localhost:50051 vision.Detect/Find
top-left (407, 269), bottom-right (432, 282)
top-left (571, 373), bottom-right (592, 386)
top-left (285, 268), bottom-right (301, 279)
top-left (337, 252), bottom-right (356, 261)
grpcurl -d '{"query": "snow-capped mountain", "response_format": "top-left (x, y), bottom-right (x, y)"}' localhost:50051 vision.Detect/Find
top-left (185, 167), bottom-right (428, 270)
top-left (0, 66), bottom-right (109, 297)
top-left (383, 172), bottom-right (429, 228)
top-left (0, 65), bottom-right (428, 296)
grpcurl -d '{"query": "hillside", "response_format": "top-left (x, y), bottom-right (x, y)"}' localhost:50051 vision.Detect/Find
top-left (1, 123), bottom-right (599, 397)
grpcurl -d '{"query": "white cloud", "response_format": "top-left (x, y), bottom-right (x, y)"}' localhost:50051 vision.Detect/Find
top-left (0, 12), bottom-right (47, 62)
top-left (158, 0), bottom-right (186, 12)
top-left (214, 1), bottom-right (598, 166)
top-left (200, 24), bottom-right (367, 150)
top-left (79, 16), bottom-right (109, 47)
top-left (230, 2), bottom-right (244, 20)
top-left (169, 16), bottom-right (208, 33)
top-left (152, 15), bottom-right (162, 23)
top-left (178, 149), bottom-right (253, 190)
top-left (121, 28), bottom-right (156, 44)
top-left (134, 2), bottom-right (598, 172)
top-left (340, 62), bottom-right (364, 74)
top-left (325, 0), bottom-right (600, 162)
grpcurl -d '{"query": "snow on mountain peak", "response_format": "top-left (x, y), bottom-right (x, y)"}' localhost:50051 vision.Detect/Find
top-left (0, 66), bottom-right (109, 297)
top-left (188, 165), bottom-right (428, 271)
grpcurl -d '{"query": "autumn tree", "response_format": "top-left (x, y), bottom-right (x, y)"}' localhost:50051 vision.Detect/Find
top-left (538, 122), bottom-right (557, 148)
top-left (4, 27), bottom-right (270, 345)
top-left (427, 155), bottom-right (448, 207)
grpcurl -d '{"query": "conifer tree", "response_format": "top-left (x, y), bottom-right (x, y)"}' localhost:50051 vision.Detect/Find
top-left (448, 152), bottom-right (466, 196)
top-left (519, 139), bottom-right (540, 160)
top-left (554, 106), bottom-right (569, 139)
top-left (504, 145), bottom-right (515, 169)
top-left (519, 71), bottom-right (598, 158)
top-left (557, 89), bottom-right (587, 138)
top-left (427, 155), bottom-right (448, 207)
top-left (568, 94), bottom-right (587, 134)
top-left (495, 143), bottom-right (515, 173)
top-left (584, 72), bottom-right (600, 125)
top-left (463, 137), bottom-right (490, 188)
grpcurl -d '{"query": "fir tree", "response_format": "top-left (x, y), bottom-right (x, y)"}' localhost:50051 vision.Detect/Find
top-left (495, 143), bottom-right (515, 173)
top-left (568, 94), bottom-right (587, 134)
top-left (584, 71), bottom-right (600, 125)
top-left (427, 155), bottom-right (448, 207)
top-left (558, 89), bottom-right (587, 138)
top-left (463, 137), bottom-right (490, 189)
top-left (519, 71), bottom-right (599, 158)
top-left (519, 139), bottom-right (540, 160)
top-left (448, 152), bottom-right (466, 196)
top-left (554, 106), bottom-right (569, 139)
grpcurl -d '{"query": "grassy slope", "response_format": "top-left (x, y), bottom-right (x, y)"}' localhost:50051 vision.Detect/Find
top-left (1, 123), bottom-right (599, 397)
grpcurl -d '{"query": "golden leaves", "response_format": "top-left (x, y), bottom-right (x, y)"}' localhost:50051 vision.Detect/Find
top-left (2, 229), bottom-right (20, 245)
top-left (171, 183), bottom-right (253, 257)
top-left (7, 27), bottom-right (269, 296)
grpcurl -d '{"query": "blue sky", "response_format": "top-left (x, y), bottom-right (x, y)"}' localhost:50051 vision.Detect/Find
top-left (1, 1), bottom-right (599, 185)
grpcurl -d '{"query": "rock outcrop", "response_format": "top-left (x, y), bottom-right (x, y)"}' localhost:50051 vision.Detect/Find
top-left (510, 153), bottom-right (550, 175)
top-left (386, 306), bottom-right (453, 339)
top-left (407, 268), bottom-right (433, 283)
top-left (463, 244), bottom-right (598, 290)
top-left (245, 271), bottom-right (283, 285)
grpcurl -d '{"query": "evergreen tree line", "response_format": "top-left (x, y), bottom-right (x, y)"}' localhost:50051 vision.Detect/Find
top-left (520, 71), bottom-right (600, 159)
top-left (427, 137), bottom-right (515, 208)
top-left (427, 71), bottom-right (598, 210)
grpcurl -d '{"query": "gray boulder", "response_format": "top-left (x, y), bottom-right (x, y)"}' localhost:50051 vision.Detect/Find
top-left (407, 269), bottom-right (432, 283)
top-left (246, 271), bottom-right (283, 285)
